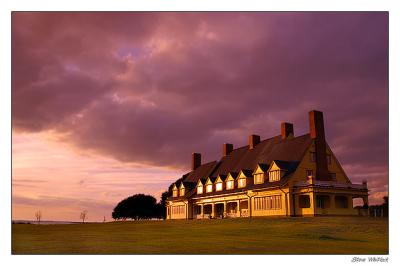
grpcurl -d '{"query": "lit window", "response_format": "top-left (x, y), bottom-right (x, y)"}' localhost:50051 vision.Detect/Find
top-left (254, 195), bottom-right (282, 210)
top-left (310, 152), bottom-right (316, 162)
top-left (206, 184), bottom-right (213, 193)
top-left (172, 189), bottom-right (178, 197)
top-left (238, 178), bottom-right (246, 188)
top-left (254, 173), bottom-right (264, 184)
top-left (269, 170), bottom-right (281, 182)
top-left (226, 180), bottom-right (234, 190)
top-left (180, 188), bottom-right (185, 196)
top-left (216, 182), bottom-right (223, 191)
top-left (197, 186), bottom-right (203, 194)
top-left (306, 170), bottom-right (313, 177)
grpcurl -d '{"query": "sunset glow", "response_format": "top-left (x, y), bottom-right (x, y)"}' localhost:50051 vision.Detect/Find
top-left (12, 12), bottom-right (388, 221)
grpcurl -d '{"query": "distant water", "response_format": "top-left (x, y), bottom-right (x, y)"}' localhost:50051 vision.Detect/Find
top-left (12, 220), bottom-right (84, 225)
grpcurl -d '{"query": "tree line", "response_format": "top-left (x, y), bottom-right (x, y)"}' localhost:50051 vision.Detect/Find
top-left (112, 191), bottom-right (170, 220)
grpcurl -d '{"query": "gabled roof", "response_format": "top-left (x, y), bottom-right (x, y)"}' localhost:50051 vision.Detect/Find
top-left (210, 134), bottom-right (312, 177)
top-left (237, 169), bottom-right (253, 179)
top-left (253, 163), bottom-right (270, 174)
top-left (184, 161), bottom-right (217, 183)
top-left (216, 174), bottom-right (227, 182)
top-left (169, 133), bottom-right (312, 200)
top-left (273, 160), bottom-right (299, 172)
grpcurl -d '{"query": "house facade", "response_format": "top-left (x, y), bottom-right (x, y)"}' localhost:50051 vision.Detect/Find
top-left (166, 110), bottom-right (369, 219)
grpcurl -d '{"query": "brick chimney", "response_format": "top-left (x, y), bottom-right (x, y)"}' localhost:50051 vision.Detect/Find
top-left (192, 153), bottom-right (201, 170)
top-left (281, 122), bottom-right (294, 140)
top-left (309, 110), bottom-right (330, 181)
top-left (223, 143), bottom-right (233, 156)
top-left (249, 134), bottom-right (260, 149)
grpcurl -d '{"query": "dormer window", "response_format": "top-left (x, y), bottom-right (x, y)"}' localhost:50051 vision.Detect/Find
top-left (206, 184), bottom-right (213, 193)
top-left (215, 182), bottom-right (223, 191)
top-left (226, 180), bottom-right (234, 190)
top-left (172, 187), bottom-right (178, 197)
top-left (179, 187), bottom-right (185, 196)
top-left (254, 173), bottom-right (265, 184)
top-left (238, 178), bottom-right (246, 188)
top-left (197, 186), bottom-right (203, 194)
top-left (269, 170), bottom-right (281, 182)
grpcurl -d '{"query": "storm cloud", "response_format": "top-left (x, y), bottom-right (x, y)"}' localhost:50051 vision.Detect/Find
top-left (12, 12), bottom-right (388, 188)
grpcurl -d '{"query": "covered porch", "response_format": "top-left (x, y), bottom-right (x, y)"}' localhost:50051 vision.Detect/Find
top-left (192, 199), bottom-right (249, 219)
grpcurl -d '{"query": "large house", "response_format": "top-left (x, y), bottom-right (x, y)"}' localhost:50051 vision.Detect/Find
top-left (166, 110), bottom-right (369, 219)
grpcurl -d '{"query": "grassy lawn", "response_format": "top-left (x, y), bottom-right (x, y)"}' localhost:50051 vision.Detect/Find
top-left (12, 216), bottom-right (388, 254)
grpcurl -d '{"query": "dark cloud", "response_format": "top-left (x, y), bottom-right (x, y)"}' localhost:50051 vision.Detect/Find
top-left (12, 12), bottom-right (388, 192)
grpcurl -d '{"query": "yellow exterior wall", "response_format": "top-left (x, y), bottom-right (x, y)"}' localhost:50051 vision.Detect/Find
top-left (289, 141), bottom-right (351, 186)
top-left (167, 201), bottom-right (188, 219)
top-left (251, 188), bottom-right (290, 217)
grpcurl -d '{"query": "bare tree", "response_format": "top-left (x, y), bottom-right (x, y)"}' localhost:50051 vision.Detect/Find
top-left (35, 210), bottom-right (42, 224)
top-left (80, 210), bottom-right (88, 223)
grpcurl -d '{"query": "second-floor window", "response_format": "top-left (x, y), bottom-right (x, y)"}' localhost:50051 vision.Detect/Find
top-left (254, 173), bottom-right (264, 184)
top-left (269, 170), bottom-right (281, 182)
top-left (330, 172), bottom-right (337, 181)
top-left (172, 189), bottom-right (178, 197)
top-left (306, 170), bottom-right (313, 177)
top-left (238, 178), bottom-right (246, 188)
top-left (226, 180), bottom-right (234, 190)
top-left (179, 188), bottom-right (185, 196)
top-left (216, 182), bottom-right (223, 191)
top-left (197, 186), bottom-right (203, 194)
top-left (206, 184), bottom-right (213, 193)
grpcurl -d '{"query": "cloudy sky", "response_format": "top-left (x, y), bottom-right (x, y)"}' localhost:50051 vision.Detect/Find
top-left (12, 12), bottom-right (388, 222)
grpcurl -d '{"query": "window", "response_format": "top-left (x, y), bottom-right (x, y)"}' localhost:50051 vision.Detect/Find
top-left (327, 154), bottom-right (332, 164)
top-left (316, 195), bottom-right (330, 209)
top-left (310, 152), bottom-right (316, 162)
top-left (226, 180), bottom-right (234, 190)
top-left (172, 189), bottom-right (178, 197)
top-left (238, 178), bottom-right (246, 188)
top-left (306, 170), bottom-right (313, 177)
top-left (197, 186), bottom-right (203, 194)
top-left (269, 170), bottom-right (281, 182)
top-left (216, 182), bottom-right (223, 191)
top-left (254, 173), bottom-right (265, 184)
top-left (329, 172), bottom-right (337, 181)
top-left (299, 195), bottom-right (311, 208)
top-left (254, 195), bottom-right (282, 210)
top-left (171, 205), bottom-right (185, 215)
top-left (206, 184), bottom-right (213, 193)
top-left (179, 188), bottom-right (185, 196)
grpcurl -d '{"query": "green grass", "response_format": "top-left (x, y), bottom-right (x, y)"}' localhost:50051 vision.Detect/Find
top-left (12, 216), bottom-right (388, 254)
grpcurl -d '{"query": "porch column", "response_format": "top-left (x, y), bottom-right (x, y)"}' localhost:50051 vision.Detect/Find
top-left (236, 200), bottom-right (240, 216)
top-left (330, 195), bottom-right (335, 209)
top-left (211, 203), bottom-right (215, 218)
top-left (223, 202), bottom-right (227, 218)
top-left (362, 196), bottom-right (369, 207)
top-left (201, 204), bottom-right (204, 218)
top-left (348, 196), bottom-right (353, 209)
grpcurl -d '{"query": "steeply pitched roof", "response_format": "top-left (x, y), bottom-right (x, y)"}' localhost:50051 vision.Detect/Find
top-left (210, 134), bottom-right (312, 177)
top-left (169, 133), bottom-right (311, 200)
top-left (273, 160), bottom-right (300, 173)
top-left (183, 161), bottom-right (217, 183)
